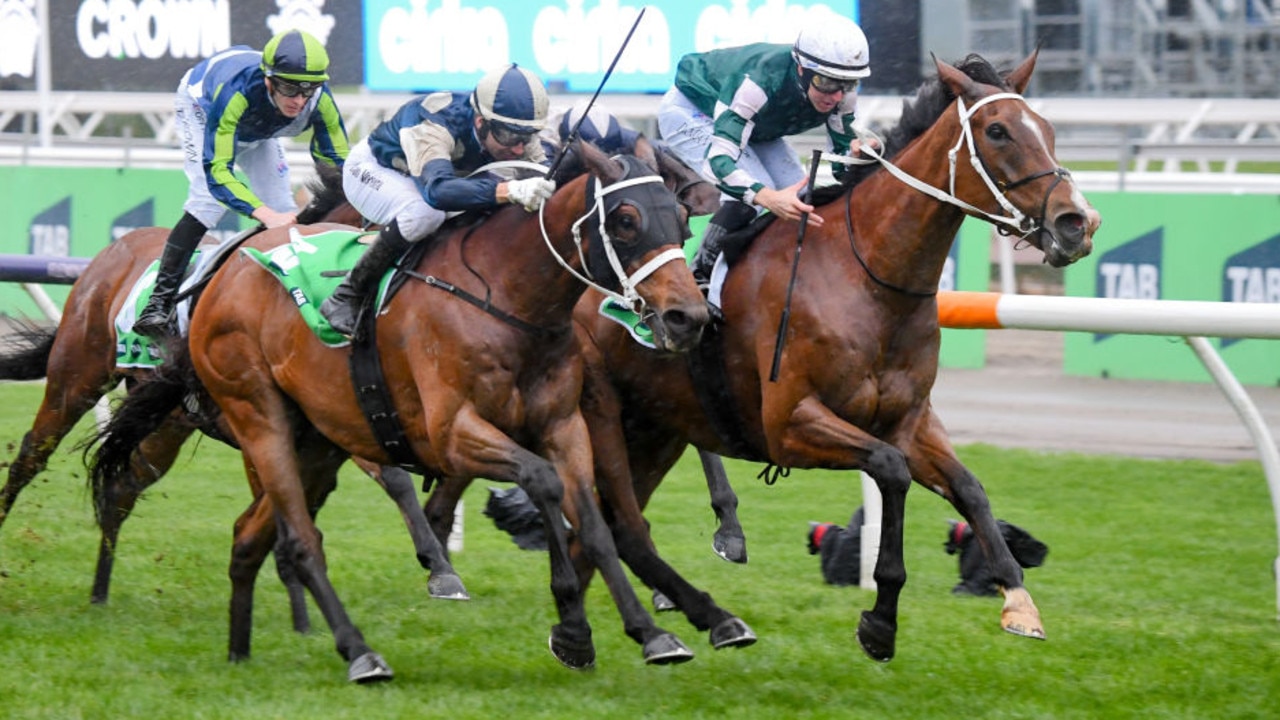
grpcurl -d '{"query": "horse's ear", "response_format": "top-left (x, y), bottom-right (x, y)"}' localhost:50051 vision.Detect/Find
top-left (633, 135), bottom-right (659, 174)
top-left (1005, 47), bottom-right (1039, 95)
top-left (575, 137), bottom-right (624, 184)
top-left (933, 53), bottom-right (975, 101)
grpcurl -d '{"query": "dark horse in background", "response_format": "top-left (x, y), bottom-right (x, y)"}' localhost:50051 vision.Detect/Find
top-left (483, 52), bottom-right (1099, 662)
top-left (0, 167), bottom-right (466, 623)
top-left (88, 140), bottom-right (734, 682)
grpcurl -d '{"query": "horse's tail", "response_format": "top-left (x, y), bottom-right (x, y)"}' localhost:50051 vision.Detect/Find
top-left (0, 321), bottom-right (57, 381)
top-left (81, 341), bottom-right (193, 526)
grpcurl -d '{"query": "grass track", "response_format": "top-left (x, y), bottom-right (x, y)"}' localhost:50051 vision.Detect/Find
top-left (1, 380), bottom-right (1277, 719)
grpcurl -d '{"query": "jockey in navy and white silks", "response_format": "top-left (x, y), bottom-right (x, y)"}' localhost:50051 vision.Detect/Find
top-left (657, 13), bottom-right (873, 283)
top-left (320, 63), bottom-right (556, 337)
top-left (133, 29), bottom-right (348, 339)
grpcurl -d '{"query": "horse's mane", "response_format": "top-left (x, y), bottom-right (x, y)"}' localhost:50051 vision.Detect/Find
top-left (811, 54), bottom-right (1011, 206)
top-left (295, 163), bottom-right (348, 224)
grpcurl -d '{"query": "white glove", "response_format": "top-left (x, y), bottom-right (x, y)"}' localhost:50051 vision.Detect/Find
top-left (506, 177), bottom-right (556, 212)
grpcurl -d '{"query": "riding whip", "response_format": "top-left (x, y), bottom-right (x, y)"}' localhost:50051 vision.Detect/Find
top-left (545, 6), bottom-right (647, 179)
top-left (769, 149), bottom-right (823, 382)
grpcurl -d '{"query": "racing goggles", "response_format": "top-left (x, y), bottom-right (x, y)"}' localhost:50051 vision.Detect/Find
top-left (807, 72), bottom-right (859, 95)
top-left (487, 121), bottom-right (538, 148)
top-left (273, 79), bottom-right (320, 99)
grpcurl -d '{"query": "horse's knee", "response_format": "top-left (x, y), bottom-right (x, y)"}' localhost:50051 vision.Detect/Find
top-left (864, 446), bottom-right (911, 495)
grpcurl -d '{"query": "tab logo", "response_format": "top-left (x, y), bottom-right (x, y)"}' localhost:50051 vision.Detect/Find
top-left (1220, 233), bottom-right (1280, 348)
top-left (112, 198), bottom-right (154, 242)
top-left (1094, 227), bottom-right (1162, 341)
top-left (30, 198), bottom-right (72, 257)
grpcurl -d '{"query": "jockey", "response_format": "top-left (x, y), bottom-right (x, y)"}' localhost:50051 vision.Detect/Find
top-left (657, 14), bottom-right (874, 284)
top-left (320, 63), bottom-right (555, 337)
top-left (556, 99), bottom-right (647, 156)
top-left (133, 29), bottom-right (349, 339)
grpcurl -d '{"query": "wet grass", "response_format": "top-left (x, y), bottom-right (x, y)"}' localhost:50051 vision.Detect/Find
top-left (1, 380), bottom-right (1277, 719)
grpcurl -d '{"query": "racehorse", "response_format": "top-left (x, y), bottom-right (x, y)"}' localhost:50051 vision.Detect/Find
top-left (421, 141), bottom-right (751, 568)
top-left (87, 140), bottom-right (724, 682)
top-left (0, 167), bottom-right (466, 622)
top-left (557, 52), bottom-right (1100, 662)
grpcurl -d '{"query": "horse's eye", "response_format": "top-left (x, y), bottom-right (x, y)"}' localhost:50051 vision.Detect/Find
top-left (986, 123), bottom-right (1009, 141)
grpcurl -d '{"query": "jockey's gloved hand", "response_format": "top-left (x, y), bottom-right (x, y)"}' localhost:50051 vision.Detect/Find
top-left (507, 177), bottom-right (556, 212)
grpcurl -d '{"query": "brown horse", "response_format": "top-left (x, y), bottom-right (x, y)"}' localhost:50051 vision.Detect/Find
top-left (553, 52), bottom-right (1099, 662)
top-left (421, 141), bottom-right (751, 569)
top-left (0, 168), bottom-right (466, 619)
top-left (88, 140), bottom-right (721, 682)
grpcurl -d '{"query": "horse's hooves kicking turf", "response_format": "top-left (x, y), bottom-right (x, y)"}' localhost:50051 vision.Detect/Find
top-left (348, 652), bottom-right (394, 683)
top-left (709, 617), bottom-right (757, 649)
top-left (427, 572), bottom-right (470, 600)
top-left (652, 589), bottom-right (677, 612)
top-left (713, 531), bottom-right (747, 564)
top-left (856, 610), bottom-right (896, 662)
top-left (549, 625), bottom-right (596, 670)
top-left (643, 632), bottom-right (695, 665)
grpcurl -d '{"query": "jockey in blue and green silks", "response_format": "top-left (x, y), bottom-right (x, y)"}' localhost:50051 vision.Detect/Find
top-left (133, 29), bottom-right (349, 339)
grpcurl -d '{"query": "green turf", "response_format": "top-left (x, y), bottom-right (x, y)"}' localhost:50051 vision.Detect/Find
top-left (1, 380), bottom-right (1277, 719)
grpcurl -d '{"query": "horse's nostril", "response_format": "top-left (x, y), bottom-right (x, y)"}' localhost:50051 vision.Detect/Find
top-left (1054, 213), bottom-right (1086, 243)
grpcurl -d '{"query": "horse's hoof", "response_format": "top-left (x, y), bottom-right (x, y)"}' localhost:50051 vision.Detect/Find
top-left (348, 652), bottom-right (394, 684)
top-left (549, 625), bottom-right (596, 670)
top-left (709, 617), bottom-right (757, 649)
top-left (856, 611), bottom-right (896, 662)
top-left (643, 632), bottom-right (695, 665)
top-left (652, 589), bottom-right (677, 612)
top-left (713, 532), bottom-right (748, 564)
top-left (428, 572), bottom-right (470, 601)
top-left (1000, 587), bottom-right (1046, 640)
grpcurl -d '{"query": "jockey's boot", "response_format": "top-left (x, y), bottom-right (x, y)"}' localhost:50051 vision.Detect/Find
top-left (320, 220), bottom-right (413, 337)
top-left (690, 199), bottom-right (758, 286)
top-left (133, 212), bottom-right (208, 339)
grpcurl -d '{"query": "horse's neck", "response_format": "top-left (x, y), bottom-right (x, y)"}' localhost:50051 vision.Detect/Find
top-left (850, 112), bottom-right (971, 287)
top-left (490, 184), bottom-right (591, 328)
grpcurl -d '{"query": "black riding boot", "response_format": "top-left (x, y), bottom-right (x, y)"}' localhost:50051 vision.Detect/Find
top-left (320, 220), bottom-right (414, 337)
top-left (691, 200), bottom-right (758, 285)
top-left (133, 212), bottom-right (208, 339)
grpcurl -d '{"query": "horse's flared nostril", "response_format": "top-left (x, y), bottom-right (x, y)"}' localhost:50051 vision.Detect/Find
top-left (658, 306), bottom-right (709, 350)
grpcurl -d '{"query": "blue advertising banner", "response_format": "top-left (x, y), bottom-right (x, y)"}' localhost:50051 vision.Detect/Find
top-left (364, 0), bottom-right (859, 93)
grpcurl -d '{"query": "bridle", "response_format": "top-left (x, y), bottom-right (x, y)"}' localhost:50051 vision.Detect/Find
top-left (822, 90), bottom-right (1074, 295)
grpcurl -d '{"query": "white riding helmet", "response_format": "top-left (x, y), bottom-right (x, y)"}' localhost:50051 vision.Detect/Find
top-left (792, 15), bottom-right (871, 81)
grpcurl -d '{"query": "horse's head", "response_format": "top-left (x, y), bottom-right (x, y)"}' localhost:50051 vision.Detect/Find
top-left (557, 139), bottom-right (708, 352)
top-left (936, 51), bottom-right (1100, 268)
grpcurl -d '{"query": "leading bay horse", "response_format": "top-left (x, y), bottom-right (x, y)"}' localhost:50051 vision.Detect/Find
top-left (89, 140), bottom-right (721, 682)
top-left (0, 167), bottom-right (465, 623)
top-left (558, 52), bottom-right (1099, 661)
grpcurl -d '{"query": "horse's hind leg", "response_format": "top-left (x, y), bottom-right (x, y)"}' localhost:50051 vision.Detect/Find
top-left (422, 475), bottom-right (470, 552)
top-left (1, 373), bottom-right (114, 532)
top-left (91, 418), bottom-right (194, 603)
top-left (356, 461), bottom-right (468, 600)
top-left (906, 412), bottom-right (1044, 641)
top-left (698, 449), bottom-right (747, 564)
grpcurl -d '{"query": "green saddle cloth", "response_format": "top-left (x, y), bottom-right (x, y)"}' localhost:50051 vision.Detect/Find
top-left (115, 251), bottom-right (204, 369)
top-left (241, 228), bottom-right (384, 347)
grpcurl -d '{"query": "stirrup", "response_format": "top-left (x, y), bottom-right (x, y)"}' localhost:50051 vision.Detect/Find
top-left (133, 310), bottom-right (175, 339)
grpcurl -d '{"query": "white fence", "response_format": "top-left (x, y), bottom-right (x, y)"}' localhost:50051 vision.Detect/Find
top-left (5, 91), bottom-right (1280, 193)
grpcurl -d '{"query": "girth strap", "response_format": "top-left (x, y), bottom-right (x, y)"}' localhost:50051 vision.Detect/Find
top-left (686, 321), bottom-right (766, 462)
top-left (347, 303), bottom-right (429, 474)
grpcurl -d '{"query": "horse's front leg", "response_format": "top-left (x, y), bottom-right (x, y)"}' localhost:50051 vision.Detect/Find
top-left (697, 449), bottom-right (747, 563)
top-left (542, 411), bottom-right (695, 666)
top-left (905, 409), bottom-right (1044, 640)
top-left (767, 396), bottom-right (913, 662)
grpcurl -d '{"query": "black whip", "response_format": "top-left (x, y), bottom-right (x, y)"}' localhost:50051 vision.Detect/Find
top-left (769, 149), bottom-right (823, 382)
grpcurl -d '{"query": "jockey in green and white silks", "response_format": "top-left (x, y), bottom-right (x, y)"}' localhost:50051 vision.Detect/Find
top-left (657, 13), bottom-right (873, 284)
